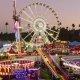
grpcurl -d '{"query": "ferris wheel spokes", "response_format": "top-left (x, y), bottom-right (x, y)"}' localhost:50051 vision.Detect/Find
top-left (46, 27), bottom-right (59, 34)
top-left (34, 3), bottom-right (47, 20)
top-left (22, 10), bottom-right (34, 21)
top-left (55, 29), bottom-right (60, 39)
top-left (30, 32), bottom-right (36, 43)
top-left (34, 3), bottom-right (38, 17)
top-left (23, 31), bottom-right (34, 40)
top-left (19, 17), bottom-right (33, 24)
top-left (44, 5), bottom-right (49, 16)
top-left (45, 30), bottom-right (57, 41)
top-left (40, 31), bottom-right (50, 43)
top-left (28, 6), bottom-right (35, 18)
top-left (39, 3), bottom-right (44, 17)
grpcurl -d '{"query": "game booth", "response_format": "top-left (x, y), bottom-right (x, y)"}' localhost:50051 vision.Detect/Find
top-left (0, 60), bottom-right (40, 80)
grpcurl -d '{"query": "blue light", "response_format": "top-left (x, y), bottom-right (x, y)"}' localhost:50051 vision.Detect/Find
top-left (14, 69), bottom-right (27, 80)
top-left (13, 69), bottom-right (39, 80)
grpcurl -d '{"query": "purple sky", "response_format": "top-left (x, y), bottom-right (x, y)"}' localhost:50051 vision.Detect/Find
top-left (0, 0), bottom-right (80, 33)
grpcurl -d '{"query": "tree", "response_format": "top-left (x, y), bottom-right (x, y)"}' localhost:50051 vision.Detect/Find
top-left (72, 23), bottom-right (75, 30)
top-left (0, 32), bottom-right (3, 40)
top-left (5, 22), bottom-right (9, 33)
top-left (71, 24), bottom-right (76, 41)
top-left (79, 24), bottom-right (80, 29)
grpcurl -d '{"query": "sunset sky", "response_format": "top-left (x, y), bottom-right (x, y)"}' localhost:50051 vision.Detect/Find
top-left (0, 0), bottom-right (80, 33)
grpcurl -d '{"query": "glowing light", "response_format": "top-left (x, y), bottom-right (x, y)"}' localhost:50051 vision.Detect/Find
top-left (63, 62), bottom-right (80, 69)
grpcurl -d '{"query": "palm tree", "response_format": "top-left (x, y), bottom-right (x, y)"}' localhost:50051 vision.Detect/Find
top-left (71, 24), bottom-right (75, 41)
top-left (5, 22), bottom-right (9, 33)
top-left (66, 27), bottom-right (68, 31)
top-left (79, 24), bottom-right (80, 29)
top-left (78, 24), bottom-right (80, 38)
top-left (72, 23), bottom-right (75, 30)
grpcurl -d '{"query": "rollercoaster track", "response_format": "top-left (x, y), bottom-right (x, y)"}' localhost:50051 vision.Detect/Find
top-left (37, 48), bottom-right (70, 80)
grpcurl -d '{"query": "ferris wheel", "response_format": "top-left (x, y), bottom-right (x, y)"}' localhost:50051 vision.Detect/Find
top-left (18, 2), bottom-right (62, 47)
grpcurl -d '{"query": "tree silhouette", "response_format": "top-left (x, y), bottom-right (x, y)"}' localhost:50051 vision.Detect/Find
top-left (0, 23), bottom-right (80, 41)
top-left (0, 32), bottom-right (3, 41)
top-left (72, 24), bottom-right (75, 30)
top-left (5, 22), bottom-right (9, 33)
top-left (71, 24), bottom-right (76, 41)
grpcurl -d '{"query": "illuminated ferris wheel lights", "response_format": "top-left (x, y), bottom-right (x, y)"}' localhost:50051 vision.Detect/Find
top-left (22, 10), bottom-right (34, 21)
top-left (46, 27), bottom-right (59, 34)
top-left (23, 31), bottom-right (34, 40)
top-left (18, 2), bottom-right (62, 47)
top-left (45, 30), bottom-right (57, 41)
top-left (19, 17), bottom-right (33, 24)
top-left (28, 6), bottom-right (35, 18)
top-left (39, 36), bottom-right (42, 39)
top-left (49, 33), bottom-right (53, 36)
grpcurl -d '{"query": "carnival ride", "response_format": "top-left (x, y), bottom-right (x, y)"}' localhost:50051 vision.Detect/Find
top-left (61, 56), bottom-right (80, 73)
top-left (17, 2), bottom-right (61, 45)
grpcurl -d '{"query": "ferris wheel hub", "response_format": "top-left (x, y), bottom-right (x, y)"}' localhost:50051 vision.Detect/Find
top-left (33, 18), bottom-right (46, 32)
